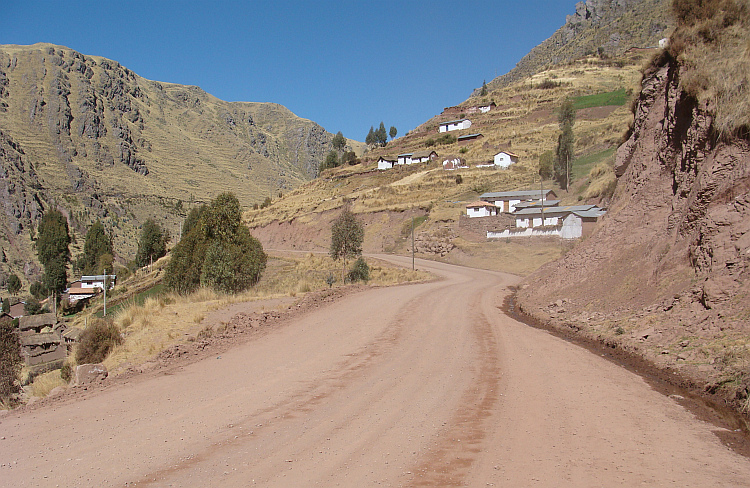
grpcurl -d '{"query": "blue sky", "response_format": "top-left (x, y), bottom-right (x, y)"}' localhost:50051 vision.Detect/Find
top-left (4, 0), bottom-right (574, 141)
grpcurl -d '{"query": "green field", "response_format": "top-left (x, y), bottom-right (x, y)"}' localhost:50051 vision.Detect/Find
top-left (573, 89), bottom-right (629, 110)
top-left (96, 283), bottom-right (166, 318)
top-left (573, 147), bottom-right (616, 179)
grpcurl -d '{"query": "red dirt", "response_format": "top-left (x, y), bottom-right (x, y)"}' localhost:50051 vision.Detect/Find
top-left (2, 256), bottom-right (750, 487)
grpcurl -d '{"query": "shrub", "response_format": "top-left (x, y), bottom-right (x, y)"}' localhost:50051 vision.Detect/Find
top-left (166, 192), bottom-right (267, 294)
top-left (0, 315), bottom-right (22, 405)
top-left (347, 257), bottom-right (370, 283)
top-left (455, 174), bottom-right (463, 184)
top-left (30, 281), bottom-right (47, 299)
top-left (60, 362), bottom-right (72, 383)
top-left (75, 318), bottom-right (123, 365)
top-left (325, 274), bottom-right (336, 288)
top-left (24, 297), bottom-right (43, 315)
top-left (537, 79), bottom-right (561, 89)
top-left (436, 134), bottom-right (456, 145)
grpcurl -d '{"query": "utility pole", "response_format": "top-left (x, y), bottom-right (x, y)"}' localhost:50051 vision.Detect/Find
top-left (411, 216), bottom-right (415, 271)
top-left (103, 270), bottom-right (107, 317)
top-left (540, 174), bottom-right (545, 226)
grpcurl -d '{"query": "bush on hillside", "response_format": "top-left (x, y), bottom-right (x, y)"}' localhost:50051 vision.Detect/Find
top-left (669, 0), bottom-right (750, 137)
top-left (0, 315), bottom-right (22, 406)
top-left (75, 318), bottom-right (122, 365)
top-left (165, 192), bottom-right (267, 295)
top-left (347, 257), bottom-right (370, 283)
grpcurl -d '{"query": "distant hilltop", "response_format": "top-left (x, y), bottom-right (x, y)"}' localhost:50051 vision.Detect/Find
top-left (479, 0), bottom-right (673, 93)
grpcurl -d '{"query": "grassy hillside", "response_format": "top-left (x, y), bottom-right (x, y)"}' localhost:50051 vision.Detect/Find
top-left (488, 0), bottom-right (674, 90)
top-left (247, 50), bottom-right (649, 274)
top-left (0, 43), bottom-right (342, 284)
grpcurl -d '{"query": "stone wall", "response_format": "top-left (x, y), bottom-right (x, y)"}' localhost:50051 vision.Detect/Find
top-left (458, 214), bottom-right (515, 236)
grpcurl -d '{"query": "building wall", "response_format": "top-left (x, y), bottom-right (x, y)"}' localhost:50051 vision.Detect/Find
top-left (377, 160), bottom-right (393, 170)
top-left (561, 214), bottom-right (583, 239)
top-left (467, 207), bottom-right (494, 218)
top-left (493, 153), bottom-right (516, 168)
top-left (458, 214), bottom-right (515, 234)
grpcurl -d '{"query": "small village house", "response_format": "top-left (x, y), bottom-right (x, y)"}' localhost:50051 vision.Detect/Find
top-left (479, 102), bottom-right (496, 113)
top-left (377, 156), bottom-right (397, 170)
top-left (442, 157), bottom-right (468, 170)
top-left (397, 153), bottom-right (413, 165)
top-left (439, 119), bottom-right (472, 133)
top-left (480, 189), bottom-right (557, 213)
top-left (466, 201), bottom-right (498, 218)
top-left (457, 133), bottom-right (483, 145)
top-left (80, 274), bottom-right (116, 291)
top-left (18, 313), bottom-right (67, 367)
top-left (410, 150), bottom-right (438, 164)
top-left (513, 205), bottom-right (606, 238)
top-left (493, 150), bottom-right (519, 169)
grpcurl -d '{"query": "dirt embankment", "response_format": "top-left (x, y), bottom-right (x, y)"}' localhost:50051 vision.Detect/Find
top-left (516, 52), bottom-right (750, 415)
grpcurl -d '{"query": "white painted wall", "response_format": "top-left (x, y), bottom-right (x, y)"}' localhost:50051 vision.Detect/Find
top-left (467, 206), bottom-right (496, 218)
top-left (377, 159), bottom-right (393, 170)
top-left (439, 120), bottom-right (472, 132)
top-left (561, 214), bottom-right (583, 239)
top-left (493, 152), bottom-right (517, 169)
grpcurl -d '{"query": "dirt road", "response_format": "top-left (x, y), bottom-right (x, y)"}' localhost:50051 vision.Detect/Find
top-left (2, 257), bottom-right (750, 487)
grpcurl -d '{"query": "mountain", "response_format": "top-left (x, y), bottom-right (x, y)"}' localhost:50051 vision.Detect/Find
top-left (483, 0), bottom-right (674, 92)
top-left (0, 43), bottom-right (338, 283)
top-left (516, 0), bottom-right (750, 412)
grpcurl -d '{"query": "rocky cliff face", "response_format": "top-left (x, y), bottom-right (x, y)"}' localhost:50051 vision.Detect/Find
top-left (0, 43), bottom-right (336, 280)
top-left (516, 50), bottom-right (750, 408)
top-left (486, 0), bottom-right (673, 91)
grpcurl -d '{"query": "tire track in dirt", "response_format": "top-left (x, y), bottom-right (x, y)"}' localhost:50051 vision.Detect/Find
top-left (402, 289), bottom-right (503, 486)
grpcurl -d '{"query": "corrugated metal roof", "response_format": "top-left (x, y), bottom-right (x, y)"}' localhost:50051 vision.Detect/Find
top-left (440, 119), bottom-right (469, 125)
top-left (573, 209), bottom-right (607, 218)
top-left (513, 205), bottom-right (597, 216)
top-left (457, 133), bottom-right (482, 140)
top-left (481, 190), bottom-right (556, 200)
top-left (466, 201), bottom-right (496, 208)
top-left (514, 200), bottom-right (561, 209)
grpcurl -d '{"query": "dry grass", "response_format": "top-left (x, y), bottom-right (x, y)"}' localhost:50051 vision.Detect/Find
top-left (28, 370), bottom-right (67, 398)
top-left (670, 0), bottom-right (750, 137)
top-left (583, 159), bottom-right (617, 199)
top-left (71, 252), bottom-right (431, 374)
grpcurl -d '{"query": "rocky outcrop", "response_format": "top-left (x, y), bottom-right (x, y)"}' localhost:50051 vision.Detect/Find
top-left (74, 363), bottom-right (108, 385)
top-left (516, 50), bottom-right (750, 409)
top-left (0, 43), bottom-right (336, 272)
top-left (484, 0), bottom-right (673, 91)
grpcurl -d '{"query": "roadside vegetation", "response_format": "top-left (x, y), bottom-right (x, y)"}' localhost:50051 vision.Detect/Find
top-left (669, 0), bottom-right (750, 138)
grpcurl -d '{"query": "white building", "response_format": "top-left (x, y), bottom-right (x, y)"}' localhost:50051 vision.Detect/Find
top-left (410, 150), bottom-right (438, 164)
top-left (80, 274), bottom-right (116, 290)
top-left (377, 156), bottom-right (397, 170)
top-left (439, 119), bottom-right (472, 133)
top-left (513, 205), bottom-right (606, 234)
top-left (466, 201), bottom-right (498, 218)
top-left (480, 190), bottom-right (557, 213)
top-left (443, 157), bottom-right (468, 170)
top-left (397, 153), bottom-right (413, 165)
top-left (479, 102), bottom-right (496, 113)
top-left (493, 151), bottom-right (519, 169)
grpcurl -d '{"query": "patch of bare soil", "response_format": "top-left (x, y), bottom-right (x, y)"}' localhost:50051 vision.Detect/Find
top-left (516, 56), bottom-right (750, 417)
top-left (3, 258), bottom-right (750, 487)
